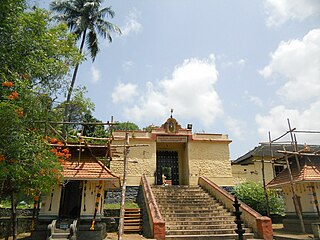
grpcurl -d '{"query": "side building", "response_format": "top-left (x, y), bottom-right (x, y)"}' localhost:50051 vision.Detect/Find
top-left (232, 143), bottom-right (287, 184)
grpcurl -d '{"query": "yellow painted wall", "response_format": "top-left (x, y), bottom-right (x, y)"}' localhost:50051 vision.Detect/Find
top-left (110, 131), bottom-right (233, 186)
top-left (188, 141), bottom-right (233, 186)
top-left (282, 182), bottom-right (320, 216)
top-left (39, 180), bottom-right (105, 220)
top-left (232, 156), bottom-right (280, 184)
top-left (39, 186), bottom-right (61, 219)
top-left (110, 138), bottom-right (156, 186)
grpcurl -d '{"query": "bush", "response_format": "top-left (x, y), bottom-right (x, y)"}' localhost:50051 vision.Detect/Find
top-left (233, 181), bottom-right (285, 216)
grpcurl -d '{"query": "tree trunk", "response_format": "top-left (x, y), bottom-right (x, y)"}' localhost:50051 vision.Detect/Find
top-left (63, 29), bottom-right (87, 136)
top-left (11, 190), bottom-right (17, 240)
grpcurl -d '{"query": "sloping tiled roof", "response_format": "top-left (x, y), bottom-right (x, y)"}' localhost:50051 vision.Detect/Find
top-left (233, 143), bottom-right (320, 164)
top-left (267, 156), bottom-right (320, 188)
top-left (61, 160), bottom-right (120, 181)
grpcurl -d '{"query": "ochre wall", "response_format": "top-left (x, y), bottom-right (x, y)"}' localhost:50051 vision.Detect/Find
top-left (282, 182), bottom-right (320, 216)
top-left (232, 156), bottom-right (279, 184)
top-left (110, 131), bottom-right (233, 186)
top-left (39, 180), bottom-right (105, 220)
top-left (110, 138), bottom-right (156, 186)
top-left (188, 141), bottom-right (233, 185)
top-left (39, 186), bottom-right (61, 219)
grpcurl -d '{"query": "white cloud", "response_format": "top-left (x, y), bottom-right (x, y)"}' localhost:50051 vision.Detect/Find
top-left (256, 102), bottom-right (320, 144)
top-left (122, 61), bottom-right (134, 71)
top-left (244, 91), bottom-right (264, 107)
top-left (90, 65), bottom-right (100, 83)
top-left (112, 82), bottom-right (138, 103)
top-left (257, 29), bottom-right (320, 144)
top-left (238, 59), bottom-right (246, 66)
top-left (226, 117), bottom-right (247, 140)
top-left (264, 0), bottom-right (320, 26)
top-left (121, 8), bottom-right (142, 37)
top-left (260, 29), bottom-right (320, 103)
top-left (123, 55), bottom-right (224, 127)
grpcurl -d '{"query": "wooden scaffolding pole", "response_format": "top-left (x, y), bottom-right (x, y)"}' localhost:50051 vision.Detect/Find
top-left (118, 132), bottom-right (129, 240)
top-left (261, 154), bottom-right (270, 217)
top-left (283, 146), bottom-right (305, 233)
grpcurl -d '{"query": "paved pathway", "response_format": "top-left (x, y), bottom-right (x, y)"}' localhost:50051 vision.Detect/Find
top-left (105, 233), bottom-right (149, 239)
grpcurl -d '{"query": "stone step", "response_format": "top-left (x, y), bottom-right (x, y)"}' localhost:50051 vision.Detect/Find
top-left (165, 233), bottom-right (255, 240)
top-left (166, 223), bottom-right (237, 230)
top-left (158, 205), bottom-right (224, 211)
top-left (162, 211), bottom-right (232, 217)
top-left (165, 228), bottom-right (252, 235)
top-left (152, 185), bottom-right (254, 239)
top-left (165, 218), bottom-right (236, 225)
top-left (50, 232), bottom-right (70, 238)
top-left (155, 199), bottom-right (218, 204)
top-left (163, 216), bottom-right (235, 223)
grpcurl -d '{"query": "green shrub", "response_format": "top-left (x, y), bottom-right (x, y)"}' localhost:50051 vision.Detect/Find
top-left (233, 181), bottom-right (285, 216)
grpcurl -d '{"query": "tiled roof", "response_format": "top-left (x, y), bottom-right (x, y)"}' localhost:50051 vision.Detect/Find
top-left (61, 160), bottom-right (120, 182)
top-left (267, 156), bottom-right (320, 188)
top-left (233, 143), bottom-right (320, 163)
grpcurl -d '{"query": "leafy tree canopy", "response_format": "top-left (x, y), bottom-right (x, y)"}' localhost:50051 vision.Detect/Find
top-left (0, 4), bottom-right (81, 98)
top-left (112, 122), bottom-right (140, 131)
top-left (233, 181), bottom-right (285, 216)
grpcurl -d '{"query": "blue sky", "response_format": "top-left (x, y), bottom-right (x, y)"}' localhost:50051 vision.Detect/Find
top-left (38, 0), bottom-right (320, 159)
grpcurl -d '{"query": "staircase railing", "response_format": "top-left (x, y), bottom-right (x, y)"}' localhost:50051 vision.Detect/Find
top-left (199, 176), bottom-right (273, 240)
top-left (69, 219), bottom-right (78, 240)
top-left (140, 174), bottom-right (165, 240)
top-left (47, 219), bottom-right (57, 239)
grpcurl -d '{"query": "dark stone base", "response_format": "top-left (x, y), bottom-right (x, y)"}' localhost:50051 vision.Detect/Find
top-left (283, 216), bottom-right (319, 234)
top-left (77, 222), bottom-right (107, 240)
top-left (30, 221), bottom-right (107, 240)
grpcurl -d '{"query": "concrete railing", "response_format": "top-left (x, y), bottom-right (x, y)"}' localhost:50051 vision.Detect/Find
top-left (140, 175), bottom-right (165, 240)
top-left (199, 176), bottom-right (273, 240)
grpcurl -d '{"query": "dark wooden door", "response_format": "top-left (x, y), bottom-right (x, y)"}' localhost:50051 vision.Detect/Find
top-left (156, 151), bottom-right (179, 185)
top-left (59, 181), bottom-right (82, 218)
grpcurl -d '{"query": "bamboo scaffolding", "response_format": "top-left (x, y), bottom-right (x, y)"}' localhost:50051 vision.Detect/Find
top-left (266, 118), bottom-right (319, 233)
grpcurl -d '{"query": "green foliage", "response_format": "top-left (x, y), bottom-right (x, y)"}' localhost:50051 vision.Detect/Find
top-left (233, 181), bottom-right (285, 216)
top-left (112, 122), bottom-right (140, 131)
top-left (50, 0), bottom-right (121, 61)
top-left (143, 124), bottom-right (158, 132)
top-left (0, 5), bottom-right (81, 97)
top-left (53, 86), bottom-right (95, 122)
top-left (0, 79), bottom-right (63, 198)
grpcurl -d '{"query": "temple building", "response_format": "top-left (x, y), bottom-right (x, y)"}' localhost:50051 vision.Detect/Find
top-left (33, 116), bottom-right (235, 239)
top-left (111, 116), bottom-right (234, 187)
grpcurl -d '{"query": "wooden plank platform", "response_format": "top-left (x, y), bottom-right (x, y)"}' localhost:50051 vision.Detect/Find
top-left (123, 208), bottom-right (142, 233)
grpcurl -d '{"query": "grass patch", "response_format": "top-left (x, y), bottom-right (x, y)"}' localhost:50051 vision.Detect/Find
top-left (104, 202), bottom-right (139, 209)
top-left (0, 199), bottom-right (33, 209)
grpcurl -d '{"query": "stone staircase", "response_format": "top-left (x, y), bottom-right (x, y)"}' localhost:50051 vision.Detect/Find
top-left (152, 185), bottom-right (255, 240)
top-left (124, 208), bottom-right (142, 233)
top-left (47, 219), bottom-right (77, 240)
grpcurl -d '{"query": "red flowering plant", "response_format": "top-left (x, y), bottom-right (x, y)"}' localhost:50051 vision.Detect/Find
top-left (47, 137), bottom-right (71, 164)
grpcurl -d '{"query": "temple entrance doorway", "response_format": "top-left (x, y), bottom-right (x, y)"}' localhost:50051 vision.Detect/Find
top-left (59, 181), bottom-right (82, 218)
top-left (156, 151), bottom-right (179, 185)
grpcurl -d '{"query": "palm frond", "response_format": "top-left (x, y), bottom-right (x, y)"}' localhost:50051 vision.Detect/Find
top-left (86, 30), bottom-right (98, 61)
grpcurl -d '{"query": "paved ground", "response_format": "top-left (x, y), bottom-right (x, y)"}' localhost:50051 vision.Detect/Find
top-left (105, 233), bottom-right (149, 239)
top-left (0, 232), bottom-right (150, 240)
top-left (272, 224), bottom-right (314, 240)
top-left (1, 225), bottom-right (314, 240)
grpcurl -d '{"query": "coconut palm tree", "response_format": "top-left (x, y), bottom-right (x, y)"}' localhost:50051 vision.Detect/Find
top-left (50, 0), bottom-right (121, 122)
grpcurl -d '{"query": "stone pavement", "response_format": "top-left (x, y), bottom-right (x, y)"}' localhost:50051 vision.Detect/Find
top-left (272, 224), bottom-right (314, 240)
top-left (0, 232), bottom-right (151, 240)
top-left (105, 232), bottom-right (150, 239)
